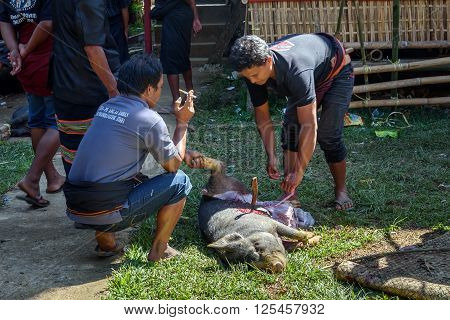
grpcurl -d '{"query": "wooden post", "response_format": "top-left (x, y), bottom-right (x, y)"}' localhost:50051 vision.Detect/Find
top-left (391, 0), bottom-right (400, 98)
top-left (144, 0), bottom-right (152, 53)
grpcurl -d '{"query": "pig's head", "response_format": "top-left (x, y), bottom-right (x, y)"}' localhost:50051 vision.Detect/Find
top-left (208, 232), bottom-right (287, 273)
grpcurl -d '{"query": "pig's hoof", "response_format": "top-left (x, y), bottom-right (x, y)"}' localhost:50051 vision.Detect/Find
top-left (296, 230), bottom-right (315, 243)
top-left (202, 157), bottom-right (226, 173)
top-left (307, 236), bottom-right (321, 246)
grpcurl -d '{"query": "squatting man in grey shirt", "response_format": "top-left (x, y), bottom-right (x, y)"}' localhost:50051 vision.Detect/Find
top-left (63, 54), bottom-right (201, 261)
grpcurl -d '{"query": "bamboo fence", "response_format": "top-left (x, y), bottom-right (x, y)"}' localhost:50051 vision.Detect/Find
top-left (248, 0), bottom-right (450, 47)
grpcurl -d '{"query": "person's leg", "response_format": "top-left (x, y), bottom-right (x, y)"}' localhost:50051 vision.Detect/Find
top-left (18, 95), bottom-right (59, 203)
top-left (18, 128), bottom-right (62, 197)
top-left (167, 74), bottom-right (181, 105)
top-left (28, 111), bottom-right (63, 192)
top-left (161, 6), bottom-right (193, 107)
top-left (147, 197), bottom-right (186, 261)
top-left (182, 68), bottom-right (193, 92)
top-left (42, 96), bottom-right (65, 192)
top-left (94, 170), bottom-right (192, 260)
top-left (317, 64), bottom-right (354, 210)
top-left (94, 196), bottom-right (186, 258)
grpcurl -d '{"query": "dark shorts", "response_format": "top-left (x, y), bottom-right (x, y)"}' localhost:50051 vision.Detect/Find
top-left (160, 3), bottom-right (193, 75)
top-left (281, 63), bottom-right (354, 163)
top-left (27, 94), bottom-right (57, 130)
top-left (76, 170), bottom-right (192, 232)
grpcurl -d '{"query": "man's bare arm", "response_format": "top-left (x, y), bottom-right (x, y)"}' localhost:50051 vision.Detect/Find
top-left (0, 21), bottom-right (21, 74)
top-left (162, 92), bottom-right (195, 172)
top-left (184, 0), bottom-right (202, 34)
top-left (19, 20), bottom-right (52, 58)
top-left (254, 101), bottom-right (281, 178)
top-left (281, 100), bottom-right (318, 193)
top-left (84, 45), bottom-right (118, 97)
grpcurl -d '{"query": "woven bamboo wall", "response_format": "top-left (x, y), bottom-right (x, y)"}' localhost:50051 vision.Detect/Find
top-left (248, 0), bottom-right (450, 45)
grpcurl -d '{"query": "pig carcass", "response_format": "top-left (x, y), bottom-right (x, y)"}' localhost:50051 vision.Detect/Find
top-left (196, 156), bottom-right (320, 273)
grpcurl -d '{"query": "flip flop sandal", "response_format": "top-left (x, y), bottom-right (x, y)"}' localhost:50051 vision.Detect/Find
top-left (94, 243), bottom-right (124, 258)
top-left (46, 185), bottom-right (64, 194)
top-left (334, 199), bottom-right (354, 211)
top-left (16, 194), bottom-right (50, 208)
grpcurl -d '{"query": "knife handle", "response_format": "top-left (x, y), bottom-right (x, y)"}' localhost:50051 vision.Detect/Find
top-left (251, 177), bottom-right (258, 208)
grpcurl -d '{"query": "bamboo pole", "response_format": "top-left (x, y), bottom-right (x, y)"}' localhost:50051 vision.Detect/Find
top-left (353, 57), bottom-right (450, 75)
top-left (355, 1), bottom-right (370, 104)
top-left (344, 40), bottom-right (450, 49)
top-left (391, 0), bottom-right (400, 98)
top-left (349, 96), bottom-right (450, 108)
top-left (335, 0), bottom-right (346, 39)
top-left (353, 75), bottom-right (450, 93)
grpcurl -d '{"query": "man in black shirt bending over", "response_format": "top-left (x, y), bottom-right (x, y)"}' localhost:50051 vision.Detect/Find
top-left (229, 34), bottom-right (354, 211)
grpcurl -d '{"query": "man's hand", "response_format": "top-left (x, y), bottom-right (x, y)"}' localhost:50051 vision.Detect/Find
top-left (193, 18), bottom-right (202, 35)
top-left (184, 150), bottom-right (204, 168)
top-left (8, 49), bottom-right (22, 75)
top-left (281, 171), bottom-right (302, 194)
top-left (174, 90), bottom-right (195, 124)
top-left (267, 156), bottom-right (281, 179)
top-left (18, 43), bottom-right (28, 59)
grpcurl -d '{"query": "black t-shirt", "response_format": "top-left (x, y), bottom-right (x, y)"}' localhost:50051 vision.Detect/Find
top-left (51, 0), bottom-right (120, 106)
top-left (246, 34), bottom-right (334, 119)
top-left (0, 0), bottom-right (51, 27)
top-left (105, 0), bottom-right (131, 18)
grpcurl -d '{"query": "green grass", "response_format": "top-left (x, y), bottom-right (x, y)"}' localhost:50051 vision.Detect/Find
top-left (0, 140), bottom-right (33, 198)
top-left (107, 75), bottom-right (449, 300)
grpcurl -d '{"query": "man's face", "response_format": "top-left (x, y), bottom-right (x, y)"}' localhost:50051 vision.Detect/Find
top-left (145, 75), bottom-right (164, 108)
top-left (239, 57), bottom-right (272, 85)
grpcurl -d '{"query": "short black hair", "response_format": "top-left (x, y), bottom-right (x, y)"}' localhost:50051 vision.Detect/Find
top-left (228, 35), bottom-right (270, 72)
top-left (117, 54), bottom-right (162, 95)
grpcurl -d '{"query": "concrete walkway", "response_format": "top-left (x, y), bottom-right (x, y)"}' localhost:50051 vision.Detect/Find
top-left (0, 68), bottom-right (210, 299)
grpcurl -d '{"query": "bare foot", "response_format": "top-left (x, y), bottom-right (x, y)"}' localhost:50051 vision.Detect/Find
top-left (335, 190), bottom-right (353, 211)
top-left (147, 245), bottom-right (180, 262)
top-left (17, 178), bottom-right (48, 206)
top-left (46, 174), bottom-right (66, 193)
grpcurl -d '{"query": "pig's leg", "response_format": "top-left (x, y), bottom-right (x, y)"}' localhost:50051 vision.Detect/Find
top-left (201, 157), bottom-right (225, 174)
top-left (274, 221), bottom-right (314, 243)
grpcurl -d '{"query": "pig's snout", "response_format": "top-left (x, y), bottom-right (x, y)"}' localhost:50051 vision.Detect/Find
top-left (254, 252), bottom-right (287, 273)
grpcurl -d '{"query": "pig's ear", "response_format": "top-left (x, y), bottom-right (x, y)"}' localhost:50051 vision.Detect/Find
top-left (207, 233), bottom-right (244, 251)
